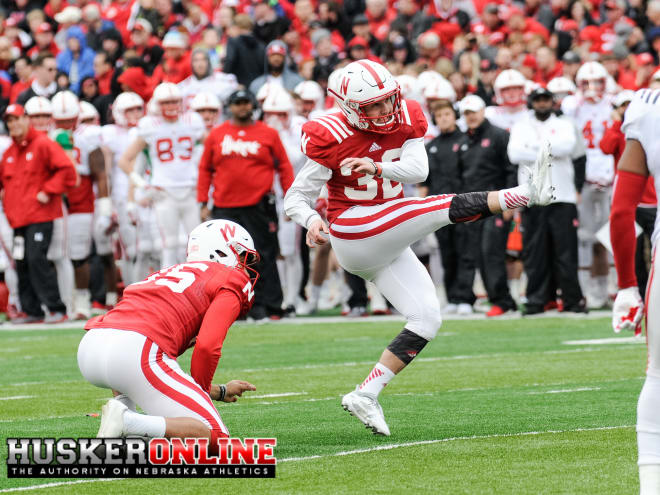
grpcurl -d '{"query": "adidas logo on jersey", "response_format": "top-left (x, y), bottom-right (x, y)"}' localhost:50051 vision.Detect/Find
top-left (221, 135), bottom-right (260, 157)
top-left (369, 142), bottom-right (382, 152)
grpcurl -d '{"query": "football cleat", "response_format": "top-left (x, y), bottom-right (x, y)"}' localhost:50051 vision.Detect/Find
top-left (526, 141), bottom-right (555, 207)
top-left (97, 398), bottom-right (127, 438)
top-left (341, 387), bottom-right (391, 436)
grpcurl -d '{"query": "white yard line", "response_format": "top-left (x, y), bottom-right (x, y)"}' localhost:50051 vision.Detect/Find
top-left (245, 392), bottom-right (307, 399)
top-left (278, 424), bottom-right (634, 462)
top-left (0, 311), bottom-right (613, 332)
top-left (563, 336), bottom-right (645, 345)
top-left (528, 387), bottom-right (601, 395)
top-left (0, 395), bottom-right (34, 401)
top-left (0, 479), bottom-right (122, 493)
top-left (0, 424), bottom-right (634, 492)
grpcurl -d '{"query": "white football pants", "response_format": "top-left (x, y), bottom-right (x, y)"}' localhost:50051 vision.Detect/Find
top-left (152, 187), bottom-right (199, 268)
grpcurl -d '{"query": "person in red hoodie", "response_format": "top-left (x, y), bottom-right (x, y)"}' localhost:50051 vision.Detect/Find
top-left (0, 104), bottom-right (77, 323)
top-left (600, 90), bottom-right (657, 299)
top-left (152, 31), bottom-right (192, 84)
top-left (26, 23), bottom-right (59, 60)
top-left (198, 89), bottom-right (294, 321)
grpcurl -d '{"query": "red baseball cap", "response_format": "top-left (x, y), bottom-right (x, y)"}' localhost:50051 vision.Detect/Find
top-left (4, 104), bottom-right (25, 119)
top-left (558, 19), bottom-right (579, 32)
top-left (522, 53), bottom-right (537, 68)
top-left (637, 52), bottom-right (654, 66)
top-left (36, 22), bottom-right (52, 34)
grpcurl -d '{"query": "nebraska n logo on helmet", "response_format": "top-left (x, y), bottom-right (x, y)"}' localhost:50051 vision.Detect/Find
top-left (328, 59), bottom-right (402, 133)
top-left (186, 220), bottom-right (260, 285)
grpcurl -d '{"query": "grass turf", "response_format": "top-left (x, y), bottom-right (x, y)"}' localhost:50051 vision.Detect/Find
top-left (0, 316), bottom-right (645, 494)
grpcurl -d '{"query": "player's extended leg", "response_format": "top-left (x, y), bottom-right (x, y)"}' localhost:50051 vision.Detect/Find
top-left (638, 248), bottom-right (660, 495)
top-left (341, 248), bottom-right (440, 435)
top-left (78, 328), bottom-right (229, 450)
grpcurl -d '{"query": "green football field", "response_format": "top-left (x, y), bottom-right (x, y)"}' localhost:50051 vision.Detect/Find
top-left (0, 315), bottom-right (647, 494)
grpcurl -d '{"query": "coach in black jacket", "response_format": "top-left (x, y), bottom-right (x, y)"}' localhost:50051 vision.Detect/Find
top-left (458, 95), bottom-right (518, 316)
top-left (423, 101), bottom-right (475, 314)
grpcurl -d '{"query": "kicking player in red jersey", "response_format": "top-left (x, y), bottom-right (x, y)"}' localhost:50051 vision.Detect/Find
top-left (78, 220), bottom-right (259, 447)
top-left (284, 59), bottom-right (555, 436)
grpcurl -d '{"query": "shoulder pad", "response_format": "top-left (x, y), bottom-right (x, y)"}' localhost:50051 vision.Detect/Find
top-left (401, 99), bottom-right (428, 138)
top-left (301, 115), bottom-right (350, 168)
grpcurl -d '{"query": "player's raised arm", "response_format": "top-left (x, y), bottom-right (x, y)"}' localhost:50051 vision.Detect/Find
top-left (118, 135), bottom-right (148, 186)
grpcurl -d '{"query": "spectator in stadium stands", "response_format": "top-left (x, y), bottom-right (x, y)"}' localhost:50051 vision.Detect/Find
top-left (117, 65), bottom-right (155, 102)
top-left (475, 58), bottom-right (497, 106)
top-left (223, 14), bottom-right (266, 88)
top-left (152, 31), bottom-right (191, 84)
top-left (318, 0), bottom-right (352, 41)
top-left (82, 4), bottom-right (115, 52)
top-left (27, 23), bottom-right (59, 60)
top-left (54, 7), bottom-right (83, 50)
top-left (534, 46), bottom-right (563, 85)
top-left (601, 50), bottom-right (637, 90)
top-left (458, 94), bottom-right (518, 317)
top-left (509, 87), bottom-right (586, 315)
top-left (635, 52), bottom-right (656, 88)
top-left (0, 104), bottom-right (76, 323)
top-left (600, 90), bottom-right (657, 299)
top-left (249, 40), bottom-right (303, 95)
top-left (93, 51), bottom-right (114, 95)
top-left (128, 19), bottom-right (163, 75)
top-left (253, 0), bottom-right (291, 45)
top-left (97, 28), bottom-right (124, 65)
top-left (198, 89), bottom-right (294, 321)
top-left (423, 101), bottom-right (475, 315)
top-left (16, 52), bottom-right (58, 106)
top-left (393, 0), bottom-right (430, 40)
top-left (312, 29), bottom-right (341, 75)
top-left (56, 25), bottom-right (95, 93)
top-left (364, 0), bottom-right (397, 42)
top-left (9, 56), bottom-right (32, 104)
top-left (351, 14), bottom-right (381, 57)
top-left (561, 51), bottom-right (582, 81)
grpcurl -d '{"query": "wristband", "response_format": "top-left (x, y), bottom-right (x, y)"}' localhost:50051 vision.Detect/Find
top-left (219, 384), bottom-right (226, 402)
top-left (374, 162), bottom-right (382, 177)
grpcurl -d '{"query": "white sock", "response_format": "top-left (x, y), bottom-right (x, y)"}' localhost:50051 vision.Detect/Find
top-left (310, 284), bottom-right (322, 305)
top-left (106, 291), bottom-right (118, 307)
top-left (498, 184), bottom-right (530, 211)
top-left (358, 363), bottom-right (395, 397)
top-left (123, 409), bottom-right (166, 437)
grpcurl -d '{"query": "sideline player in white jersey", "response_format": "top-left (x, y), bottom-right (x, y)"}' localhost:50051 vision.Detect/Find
top-left (178, 49), bottom-right (238, 112)
top-left (610, 88), bottom-right (660, 495)
top-left (562, 61), bottom-right (615, 308)
top-left (422, 76), bottom-right (457, 141)
top-left (102, 92), bottom-right (144, 285)
top-left (190, 92), bottom-right (221, 131)
top-left (120, 82), bottom-right (206, 268)
top-left (293, 80), bottom-right (325, 120)
top-left (485, 69), bottom-right (529, 131)
top-left (262, 86), bottom-right (306, 315)
top-left (51, 91), bottom-right (113, 319)
top-left (284, 59), bottom-right (555, 436)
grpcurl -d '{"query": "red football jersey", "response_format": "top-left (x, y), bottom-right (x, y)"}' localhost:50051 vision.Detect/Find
top-left (85, 262), bottom-right (254, 390)
top-left (301, 99), bottom-right (428, 223)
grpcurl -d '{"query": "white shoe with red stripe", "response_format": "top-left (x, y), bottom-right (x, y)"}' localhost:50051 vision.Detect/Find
top-left (97, 399), bottom-right (127, 438)
top-left (526, 141), bottom-right (555, 207)
top-left (341, 387), bottom-right (391, 436)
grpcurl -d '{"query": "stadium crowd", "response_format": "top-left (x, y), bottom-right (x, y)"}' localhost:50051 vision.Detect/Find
top-left (0, 0), bottom-right (657, 323)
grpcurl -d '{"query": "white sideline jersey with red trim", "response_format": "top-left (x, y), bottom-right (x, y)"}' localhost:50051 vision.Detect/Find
top-left (300, 99), bottom-right (428, 223)
top-left (101, 124), bottom-right (133, 203)
top-left (136, 112), bottom-right (205, 188)
top-left (562, 95), bottom-right (614, 186)
top-left (622, 88), bottom-right (660, 245)
top-left (73, 123), bottom-right (102, 176)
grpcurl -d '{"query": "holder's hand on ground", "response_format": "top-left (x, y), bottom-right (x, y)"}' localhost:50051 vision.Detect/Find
top-left (612, 286), bottom-right (644, 335)
top-left (306, 219), bottom-right (329, 247)
top-left (223, 380), bottom-right (256, 402)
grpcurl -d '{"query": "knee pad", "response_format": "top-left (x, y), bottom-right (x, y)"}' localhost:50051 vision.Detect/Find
top-left (72, 257), bottom-right (89, 269)
top-left (387, 328), bottom-right (430, 364)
